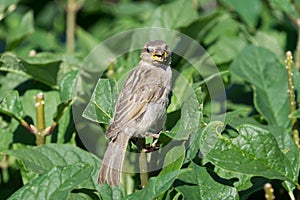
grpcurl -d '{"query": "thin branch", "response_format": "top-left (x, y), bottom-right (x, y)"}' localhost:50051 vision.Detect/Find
top-left (66, 0), bottom-right (78, 53)
top-left (295, 20), bottom-right (300, 70)
top-left (136, 138), bottom-right (148, 188)
top-left (35, 93), bottom-right (45, 145)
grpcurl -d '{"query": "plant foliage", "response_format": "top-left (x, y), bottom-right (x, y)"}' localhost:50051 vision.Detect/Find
top-left (0, 0), bottom-right (299, 199)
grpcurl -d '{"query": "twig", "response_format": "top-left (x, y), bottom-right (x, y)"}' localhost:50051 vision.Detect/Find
top-left (66, 0), bottom-right (79, 53)
top-left (136, 138), bottom-right (148, 188)
top-left (295, 20), bottom-right (300, 70)
top-left (35, 93), bottom-right (45, 145)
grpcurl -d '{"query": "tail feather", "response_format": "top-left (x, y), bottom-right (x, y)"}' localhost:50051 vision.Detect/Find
top-left (98, 134), bottom-right (130, 185)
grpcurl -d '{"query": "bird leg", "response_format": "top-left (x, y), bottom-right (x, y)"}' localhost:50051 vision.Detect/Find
top-left (142, 131), bottom-right (161, 153)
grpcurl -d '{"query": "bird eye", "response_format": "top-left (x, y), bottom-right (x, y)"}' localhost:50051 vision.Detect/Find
top-left (146, 48), bottom-right (150, 53)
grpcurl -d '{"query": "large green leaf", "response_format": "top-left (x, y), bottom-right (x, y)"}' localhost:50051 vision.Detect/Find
top-left (0, 52), bottom-right (61, 87)
top-left (200, 121), bottom-right (296, 184)
top-left (6, 10), bottom-right (34, 50)
top-left (176, 162), bottom-right (238, 199)
top-left (0, 90), bottom-right (24, 121)
top-left (127, 169), bottom-right (190, 200)
top-left (0, 72), bottom-right (29, 98)
top-left (7, 163), bottom-right (93, 200)
top-left (82, 79), bottom-right (118, 124)
top-left (268, 0), bottom-right (299, 18)
top-left (230, 45), bottom-right (290, 128)
top-left (3, 144), bottom-right (100, 188)
top-left (159, 143), bottom-right (185, 176)
top-left (97, 184), bottom-right (125, 200)
top-left (220, 0), bottom-right (261, 28)
top-left (148, 0), bottom-right (199, 29)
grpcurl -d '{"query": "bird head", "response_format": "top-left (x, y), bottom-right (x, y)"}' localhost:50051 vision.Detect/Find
top-left (140, 40), bottom-right (171, 66)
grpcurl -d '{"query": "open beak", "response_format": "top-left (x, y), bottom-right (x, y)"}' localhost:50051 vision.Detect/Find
top-left (151, 51), bottom-right (167, 62)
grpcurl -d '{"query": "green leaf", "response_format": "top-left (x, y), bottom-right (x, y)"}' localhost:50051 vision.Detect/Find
top-left (159, 143), bottom-right (185, 176)
top-left (200, 121), bottom-right (296, 184)
top-left (201, 13), bottom-right (240, 45)
top-left (220, 0), bottom-right (261, 28)
top-left (0, 52), bottom-right (61, 87)
top-left (3, 144), bottom-right (100, 188)
top-left (7, 163), bottom-right (93, 200)
top-left (83, 79), bottom-right (118, 124)
top-left (127, 169), bottom-right (190, 200)
top-left (253, 31), bottom-right (284, 56)
top-left (6, 10), bottom-right (34, 50)
top-left (59, 70), bottom-right (78, 102)
top-left (53, 99), bottom-right (74, 123)
top-left (0, 90), bottom-right (24, 121)
top-left (97, 184), bottom-right (125, 200)
top-left (290, 109), bottom-right (300, 118)
top-left (148, 0), bottom-right (199, 29)
top-left (166, 82), bottom-right (202, 140)
top-left (0, 0), bottom-right (19, 21)
top-left (0, 72), bottom-right (29, 98)
top-left (176, 162), bottom-right (238, 199)
top-left (0, 128), bottom-right (13, 160)
top-left (268, 0), bottom-right (299, 18)
top-left (76, 27), bottom-right (100, 54)
top-left (230, 45), bottom-right (290, 128)
top-left (208, 36), bottom-right (247, 64)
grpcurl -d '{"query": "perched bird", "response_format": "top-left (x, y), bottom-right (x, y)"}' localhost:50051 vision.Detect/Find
top-left (98, 40), bottom-right (172, 186)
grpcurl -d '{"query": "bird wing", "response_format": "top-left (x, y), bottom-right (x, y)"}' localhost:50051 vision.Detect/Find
top-left (112, 83), bottom-right (163, 126)
top-left (106, 67), bottom-right (166, 140)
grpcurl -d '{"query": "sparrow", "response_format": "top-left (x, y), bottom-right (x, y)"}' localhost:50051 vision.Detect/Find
top-left (98, 40), bottom-right (172, 186)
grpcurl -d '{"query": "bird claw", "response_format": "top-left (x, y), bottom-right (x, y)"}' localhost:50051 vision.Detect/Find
top-left (142, 131), bottom-right (161, 153)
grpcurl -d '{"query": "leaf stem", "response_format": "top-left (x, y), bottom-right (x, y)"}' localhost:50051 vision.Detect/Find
top-left (35, 93), bottom-right (45, 145)
top-left (136, 138), bottom-right (148, 188)
top-left (285, 51), bottom-right (299, 148)
top-left (66, 0), bottom-right (79, 53)
top-left (296, 20), bottom-right (300, 71)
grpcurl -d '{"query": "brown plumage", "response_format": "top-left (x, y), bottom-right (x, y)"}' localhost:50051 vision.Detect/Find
top-left (98, 40), bottom-right (172, 186)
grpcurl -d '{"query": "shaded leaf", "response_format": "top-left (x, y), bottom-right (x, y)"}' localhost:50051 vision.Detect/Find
top-left (59, 70), bottom-right (78, 102)
top-left (83, 79), bottom-right (118, 124)
top-left (200, 121), bottom-right (296, 184)
top-left (6, 11), bottom-right (34, 49)
top-left (96, 184), bottom-right (125, 200)
top-left (230, 46), bottom-right (290, 128)
top-left (0, 52), bottom-right (61, 87)
top-left (0, 128), bottom-right (13, 160)
top-left (8, 163), bottom-right (93, 200)
top-left (53, 99), bottom-right (74, 123)
top-left (3, 144), bottom-right (100, 189)
top-left (0, 90), bottom-right (24, 121)
top-left (176, 162), bottom-right (238, 199)
top-left (127, 169), bottom-right (190, 200)
top-left (159, 143), bottom-right (185, 176)
top-left (268, 0), bottom-right (299, 18)
top-left (220, 0), bottom-right (261, 28)
top-left (148, 0), bottom-right (199, 29)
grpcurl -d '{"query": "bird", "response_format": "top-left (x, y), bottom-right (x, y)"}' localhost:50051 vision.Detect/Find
top-left (98, 40), bottom-right (172, 186)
